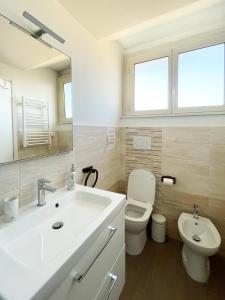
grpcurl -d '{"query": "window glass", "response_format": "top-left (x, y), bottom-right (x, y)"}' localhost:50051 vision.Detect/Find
top-left (64, 82), bottom-right (72, 118)
top-left (134, 57), bottom-right (169, 111)
top-left (178, 44), bottom-right (224, 108)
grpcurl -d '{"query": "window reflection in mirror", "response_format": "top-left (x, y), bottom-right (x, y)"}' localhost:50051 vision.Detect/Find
top-left (57, 71), bottom-right (72, 123)
top-left (64, 82), bottom-right (72, 119)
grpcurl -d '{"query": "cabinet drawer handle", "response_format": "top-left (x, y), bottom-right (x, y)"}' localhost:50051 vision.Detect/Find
top-left (74, 226), bottom-right (117, 283)
top-left (106, 273), bottom-right (117, 300)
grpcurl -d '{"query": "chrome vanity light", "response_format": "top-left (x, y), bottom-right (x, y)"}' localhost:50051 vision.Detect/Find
top-left (23, 11), bottom-right (65, 44)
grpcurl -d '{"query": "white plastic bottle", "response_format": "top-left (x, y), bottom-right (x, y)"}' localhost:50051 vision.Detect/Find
top-left (67, 164), bottom-right (76, 190)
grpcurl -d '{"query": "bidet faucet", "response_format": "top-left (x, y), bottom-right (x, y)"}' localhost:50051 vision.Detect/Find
top-left (37, 178), bottom-right (56, 206)
top-left (193, 204), bottom-right (199, 220)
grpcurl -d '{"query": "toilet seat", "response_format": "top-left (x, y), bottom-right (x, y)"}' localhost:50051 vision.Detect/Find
top-left (125, 198), bottom-right (153, 223)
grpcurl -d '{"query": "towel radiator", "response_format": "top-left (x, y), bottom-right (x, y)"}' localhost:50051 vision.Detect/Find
top-left (22, 97), bottom-right (51, 147)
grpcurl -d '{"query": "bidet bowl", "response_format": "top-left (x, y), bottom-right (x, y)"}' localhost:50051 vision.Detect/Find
top-left (178, 212), bottom-right (221, 282)
top-left (178, 213), bottom-right (221, 256)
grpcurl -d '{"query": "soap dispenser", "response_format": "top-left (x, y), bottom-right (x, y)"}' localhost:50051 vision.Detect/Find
top-left (67, 164), bottom-right (76, 190)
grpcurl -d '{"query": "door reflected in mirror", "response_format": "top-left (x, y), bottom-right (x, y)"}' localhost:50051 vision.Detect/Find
top-left (0, 78), bottom-right (13, 163)
top-left (0, 14), bottom-right (73, 164)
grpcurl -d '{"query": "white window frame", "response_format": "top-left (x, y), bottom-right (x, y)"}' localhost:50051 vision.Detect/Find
top-left (124, 49), bottom-right (172, 116)
top-left (57, 71), bottom-right (72, 124)
top-left (123, 33), bottom-right (225, 117)
top-left (172, 39), bottom-right (225, 115)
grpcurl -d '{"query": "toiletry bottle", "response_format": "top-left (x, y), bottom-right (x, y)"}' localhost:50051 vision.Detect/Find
top-left (67, 164), bottom-right (76, 190)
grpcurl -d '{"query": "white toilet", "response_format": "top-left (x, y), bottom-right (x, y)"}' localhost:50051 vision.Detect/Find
top-left (125, 169), bottom-right (156, 255)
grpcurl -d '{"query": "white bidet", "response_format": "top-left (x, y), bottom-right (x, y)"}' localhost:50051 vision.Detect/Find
top-left (178, 212), bottom-right (221, 283)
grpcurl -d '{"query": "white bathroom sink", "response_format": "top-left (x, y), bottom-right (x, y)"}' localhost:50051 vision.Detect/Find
top-left (0, 185), bottom-right (125, 300)
top-left (0, 191), bottom-right (111, 268)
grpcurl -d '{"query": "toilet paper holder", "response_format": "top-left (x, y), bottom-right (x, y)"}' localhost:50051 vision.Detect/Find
top-left (161, 176), bottom-right (176, 184)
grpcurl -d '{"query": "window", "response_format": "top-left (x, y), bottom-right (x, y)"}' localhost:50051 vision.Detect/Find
top-left (134, 57), bottom-right (169, 111)
top-left (124, 37), bottom-right (225, 116)
top-left (63, 82), bottom-right (72, 119)
top-left (57, 72), bottom-right (72, 123)
top-left (177, 44), bottom-right (224, 110)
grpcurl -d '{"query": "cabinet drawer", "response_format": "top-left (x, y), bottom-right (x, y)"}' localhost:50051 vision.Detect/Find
top-left (48, 207), bottom-right (125, 300)
top-left (95, 245), bottom-right (125, 300)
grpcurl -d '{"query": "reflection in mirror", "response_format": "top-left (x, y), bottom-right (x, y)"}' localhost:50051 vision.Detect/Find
top-left (0, 14), bottom-right (73, 164)
top-left (0, 78), bottom-right (13, 162)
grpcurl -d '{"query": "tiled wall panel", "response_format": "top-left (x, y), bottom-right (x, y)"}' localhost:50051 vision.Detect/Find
top-left (75, 126), bottom-right (122, 192)
top-left (121, 127), bottom-right (162, 211)
top-left (122, 127), bottom-right (225, 255)
top-left (1, 124), bottom-right (225, 256)
top-left (0, 126), bottom-right (122, 215)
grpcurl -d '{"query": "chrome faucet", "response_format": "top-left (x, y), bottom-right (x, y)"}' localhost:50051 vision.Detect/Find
top-left (193, 204), bottom-right (199, 220)
top-left (37, 178), bottom-right (56, 206)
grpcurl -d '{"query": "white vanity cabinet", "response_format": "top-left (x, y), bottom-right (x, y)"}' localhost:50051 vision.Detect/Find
top-left (49, 207), bottom-right (125, 300)
top-left (0, 186), bottom-right (125, 300)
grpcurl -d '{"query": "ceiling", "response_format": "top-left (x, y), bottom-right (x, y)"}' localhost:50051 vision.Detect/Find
top-left (57, 0), bottom-right (198, 39)
top-left (118, 0), bottom-right (225, 51)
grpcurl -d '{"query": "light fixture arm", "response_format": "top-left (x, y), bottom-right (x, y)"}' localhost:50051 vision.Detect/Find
top-left (23, 11), bottom-right (65, 44)
top-left (32, 29), bottom-right (46, 39)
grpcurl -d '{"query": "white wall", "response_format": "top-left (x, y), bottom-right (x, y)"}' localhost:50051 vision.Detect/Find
top-left (0, 0), bottom-right (123, 127)
top-left (0, 62), bottom-right (57, 129)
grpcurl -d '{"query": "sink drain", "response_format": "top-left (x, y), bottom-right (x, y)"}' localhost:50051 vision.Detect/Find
top-left (52, 221), bottom-right (64, 230)
top-left (192, 234), bottom-right (201, 242)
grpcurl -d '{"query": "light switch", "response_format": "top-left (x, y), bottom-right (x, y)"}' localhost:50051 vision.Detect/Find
top-left (133, 136), bottom-right (151, 150)
top-left (107, 127), bottom-right (116, 149)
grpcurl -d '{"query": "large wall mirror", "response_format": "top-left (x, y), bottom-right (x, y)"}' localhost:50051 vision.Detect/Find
top-left (0, 14), bottom-right (73, 164)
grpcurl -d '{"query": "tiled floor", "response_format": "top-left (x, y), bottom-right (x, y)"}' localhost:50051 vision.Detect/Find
top-left (120, 239), bottom-right (225, 300)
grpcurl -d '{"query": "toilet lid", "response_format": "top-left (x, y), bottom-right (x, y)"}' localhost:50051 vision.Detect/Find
top-left (127, 169), bottom-right (156, 205)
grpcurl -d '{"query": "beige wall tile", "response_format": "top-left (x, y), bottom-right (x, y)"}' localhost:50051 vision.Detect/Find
top-left (19, 152), bottom-right (75, 206)
top-left (75, 126), bottom-right (121, 193)
top-left (210, 144), bottom-right (225, 164)
top-left (208, 198), bottom-right (225, 245)
top-left (0, 164), bottom-right (19, 195)
top-left (162, 142), bottom-right (210, 162)
top-left (208, 197), bottom-right (225, 220)
top-left (0, 125), bottom-right (121, 212)
top-left (162, 157), bottom-right (209, 176)
top-left (209, 162), bottom-right (225, 200)
top-left (210, 127), bottom-right (225, 145)
top-left (161, 187), bottom-right (209, 216)
top-left (162, 157), bottom-right (209, 196)
top-left (168, 174), bottom-right (209, 197)
top-left (163, 127), bottom-right (210, 144)
top-left (1, 125), bottom-right (225, 256)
